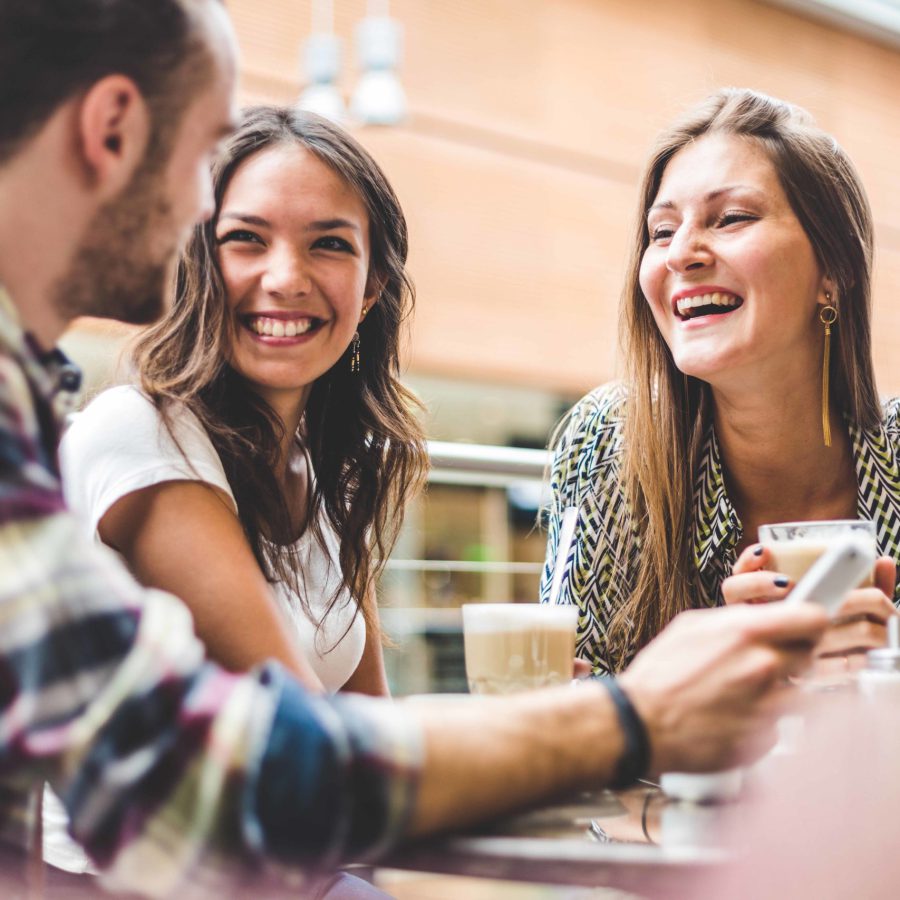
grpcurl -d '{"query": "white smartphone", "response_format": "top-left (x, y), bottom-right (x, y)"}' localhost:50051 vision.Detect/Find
top-left (784, 536), bottom-right (877, 614)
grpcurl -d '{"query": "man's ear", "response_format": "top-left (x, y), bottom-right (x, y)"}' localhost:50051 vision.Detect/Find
top-left (77, 75), bottom-right (151, 196)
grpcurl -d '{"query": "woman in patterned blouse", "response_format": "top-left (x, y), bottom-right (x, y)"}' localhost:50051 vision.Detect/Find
top-left (542, 88), bottom-right (898, 675)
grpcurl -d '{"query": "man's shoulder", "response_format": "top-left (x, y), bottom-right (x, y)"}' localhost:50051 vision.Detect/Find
top-left (0, 347), bottom-right (65, 521)
top-left (0, 345), bottom-right (40, 417)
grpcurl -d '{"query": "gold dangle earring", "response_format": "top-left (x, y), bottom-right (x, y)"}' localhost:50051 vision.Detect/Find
top-left (820, 293), bottom-right (838, 448)
top-left (351, 305), bottom-right (369, 374)
top-left (350, 331), bottom-right (360, 373)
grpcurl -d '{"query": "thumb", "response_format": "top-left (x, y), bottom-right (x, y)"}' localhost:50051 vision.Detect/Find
top-left (573, 658), bottom-right (592, 679)
top-left (875, 556), bottom-right (896, 599)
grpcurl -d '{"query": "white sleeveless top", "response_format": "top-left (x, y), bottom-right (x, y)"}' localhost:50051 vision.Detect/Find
top-left (59, 384), bottom-right (366, 689)
top-left (43, 385), bottom-right (367, 873)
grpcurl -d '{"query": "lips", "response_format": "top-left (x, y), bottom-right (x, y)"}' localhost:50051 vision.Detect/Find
top-left (673, 291), bottom-right (743, 321)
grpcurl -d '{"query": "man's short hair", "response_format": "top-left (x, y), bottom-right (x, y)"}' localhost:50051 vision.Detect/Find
top-left (0, 0), bottom-right (219, 164)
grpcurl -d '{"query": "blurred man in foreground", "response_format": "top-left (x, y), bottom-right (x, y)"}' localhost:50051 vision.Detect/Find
top-left (0, 1), bottom-right (828, 895)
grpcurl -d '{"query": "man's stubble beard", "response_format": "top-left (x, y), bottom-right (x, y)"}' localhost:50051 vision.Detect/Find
top-left (53, 160), bottom-right (179, 328)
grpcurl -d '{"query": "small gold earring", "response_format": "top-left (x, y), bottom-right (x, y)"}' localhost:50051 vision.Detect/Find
top-left (820, 292), bottom-right (838, 448)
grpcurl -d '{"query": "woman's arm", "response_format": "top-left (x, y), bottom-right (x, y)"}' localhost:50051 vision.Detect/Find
top-left (99, 479), bottom-right (325, 693)
top-left (341, 587), bottom-right (390, 696)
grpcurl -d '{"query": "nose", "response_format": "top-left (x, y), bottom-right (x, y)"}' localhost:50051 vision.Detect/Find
top-left (261, 244), bottom-right (311, 299)
top-left (666, 219), bottom-right (713, 275)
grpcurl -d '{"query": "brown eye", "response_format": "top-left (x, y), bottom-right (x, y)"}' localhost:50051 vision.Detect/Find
top-left (217, 229), bottom-right (263, 246)
top-left (718, 213), bottom-right (757, 227)
top-left (313, 236), bottom-right (354, 253)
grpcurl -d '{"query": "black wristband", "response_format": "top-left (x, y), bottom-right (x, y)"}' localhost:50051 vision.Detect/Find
top-left (594, 676), bottom-right (651, 788)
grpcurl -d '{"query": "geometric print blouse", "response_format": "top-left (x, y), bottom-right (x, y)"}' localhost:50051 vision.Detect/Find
top-left (540, 382), bottom-right (900, 675)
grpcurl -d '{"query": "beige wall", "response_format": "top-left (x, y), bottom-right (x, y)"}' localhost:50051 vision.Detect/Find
top-left (228, 0), bottom-right (900, 397)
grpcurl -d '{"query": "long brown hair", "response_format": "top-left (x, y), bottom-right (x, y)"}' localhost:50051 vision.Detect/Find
top-left (133, 106), bottom-right (428, 636)
top-left (609, 88), bottom-right (879, 666)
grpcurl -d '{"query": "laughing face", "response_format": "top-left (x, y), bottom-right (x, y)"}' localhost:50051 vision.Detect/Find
top-left (215, 142), bottom-right (375, 413)
top-left (639, 133), bottom-right (830, 389)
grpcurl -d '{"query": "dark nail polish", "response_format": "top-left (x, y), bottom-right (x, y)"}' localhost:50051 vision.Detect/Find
top-left (753, 546), bottom-right (764, 557)
top-left (774, 577), bottom-right (790, 588)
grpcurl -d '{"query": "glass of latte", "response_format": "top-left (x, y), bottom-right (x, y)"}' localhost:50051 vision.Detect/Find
top-left (758, 519), bottom-right (877, 588)
top-left (462, 603), bottom-right (578, 695)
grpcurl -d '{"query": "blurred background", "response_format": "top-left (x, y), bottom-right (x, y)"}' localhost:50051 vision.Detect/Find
top-left (62, 0), bottom-right (900, 693)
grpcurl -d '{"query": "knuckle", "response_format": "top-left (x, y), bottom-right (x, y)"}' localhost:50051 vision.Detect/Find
top-left (858, 620), bottom-right (883, 643)
top-left (757, 652), bottom-right (781, 684)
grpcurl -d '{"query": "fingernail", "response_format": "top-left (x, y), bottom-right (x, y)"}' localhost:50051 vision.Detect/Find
top-left (774, 577), bottom-right (790, 588)
top-left (753, 545), bottom-right (764, 557)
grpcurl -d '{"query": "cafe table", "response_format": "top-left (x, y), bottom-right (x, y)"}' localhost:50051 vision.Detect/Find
top-left (377, 783), bottom-right (732, 898)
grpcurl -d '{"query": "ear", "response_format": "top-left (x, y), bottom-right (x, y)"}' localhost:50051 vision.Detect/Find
top-left (363, 270), bottom-right (385, 316)
top-left (77, 75), bottom-right (151, 197)
top-left (815, 275), bottom-right (838, 309)
top-left (359, 272), bottom-right (384, 322)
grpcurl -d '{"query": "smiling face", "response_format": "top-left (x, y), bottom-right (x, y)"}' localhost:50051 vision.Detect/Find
top-left (639, 133), bottom-right (829, 390)
top-left (216, 142), bottom-right (374, 414)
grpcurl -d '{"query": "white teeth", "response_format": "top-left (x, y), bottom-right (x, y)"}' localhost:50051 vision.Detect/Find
top-left (247, 316), bottom-right (316, 337)
top-left (675, 292), bottom-right (741, 318)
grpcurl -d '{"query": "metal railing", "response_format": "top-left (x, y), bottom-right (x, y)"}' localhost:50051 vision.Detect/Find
top-left (381, 441), bottom-right (551, 692)
top-left (384, 440), bottom-right (549, 577)
top-left (425, 440), bottom-right (549, 487)
top-left (763, 0), bottom-right (900, 49)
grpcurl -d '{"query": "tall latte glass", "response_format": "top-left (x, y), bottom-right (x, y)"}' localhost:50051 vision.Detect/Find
top-left (462, 603), bottom-right (578, 695)
top-left (758, 519), bottom-right (877, 588)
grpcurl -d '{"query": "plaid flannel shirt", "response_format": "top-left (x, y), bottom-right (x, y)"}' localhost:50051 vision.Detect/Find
top-left (0, 288), bottom-right (421, 896)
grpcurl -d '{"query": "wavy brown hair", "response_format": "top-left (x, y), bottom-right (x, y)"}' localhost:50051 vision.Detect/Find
top-left (132, 106), bottom-right (428, 638)
top-left (607, 88), bottom-right (879, 667)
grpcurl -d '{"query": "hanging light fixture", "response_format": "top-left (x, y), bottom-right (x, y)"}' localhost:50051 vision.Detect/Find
top-left (351, 0), bottom-right (407, 126)
top-left (298, 0), bottom-right (345, 124)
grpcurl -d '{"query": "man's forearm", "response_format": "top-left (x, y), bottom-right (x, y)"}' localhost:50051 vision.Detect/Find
top-left (407, 682), bottom-right (624, 836)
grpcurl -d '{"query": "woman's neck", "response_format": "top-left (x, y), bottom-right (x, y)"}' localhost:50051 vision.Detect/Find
top-left (711, 377), bottom-right (858, 538)
top-left (253, 385), bottom-right (311, 483)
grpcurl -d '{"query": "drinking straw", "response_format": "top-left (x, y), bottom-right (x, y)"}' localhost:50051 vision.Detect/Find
top-left (548, 506), bottom-right (579, 606)
top-left (889, 615), bottom-right (900, 650)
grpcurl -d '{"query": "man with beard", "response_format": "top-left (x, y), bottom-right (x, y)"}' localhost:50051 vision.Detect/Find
top-left (0, 1), bottom-right (829, 897)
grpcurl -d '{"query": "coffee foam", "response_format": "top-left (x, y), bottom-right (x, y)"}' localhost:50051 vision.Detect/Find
top-left (461, 603), bottom-right (578, 633)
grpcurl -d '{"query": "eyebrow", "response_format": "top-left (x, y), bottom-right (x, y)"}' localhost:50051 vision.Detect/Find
top-left (217, 213), bottom-right (361, 233)
top-left (218, 212), bottom-right (270, 228)
top-left (306, 218), bottom-right (361, 233)
top-left (648, 184), bottom-right (767, 215)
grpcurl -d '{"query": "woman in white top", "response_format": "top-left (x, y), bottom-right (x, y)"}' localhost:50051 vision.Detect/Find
top-left (61, 106), bottom-right (428, 696)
